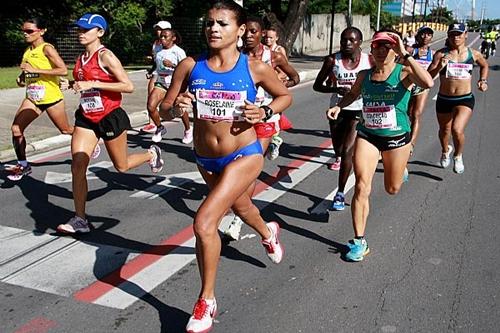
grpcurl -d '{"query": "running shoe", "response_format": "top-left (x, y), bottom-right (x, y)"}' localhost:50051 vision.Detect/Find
top-left (453, 155), bottom-right (464, 174)
top-left (151, 125), bottom-right (167, 143)
top-left (328, 157), bottom-right (341, 171)
top-left (266, 135), bottom-right (283, 160)
top-left (345, 238), bottom-right (370, 262)
top-left (223, 215), bottom-right (243, 241)
top-left (330, 192), bottom-right (345, 211)
top-left (141, 123), bottom-right (157, 133)
top-left (186, 298), bottom-right (217, 333)
top-left (7, 163), bottom-right (32, 181)
top-left (56, 216), bottom-right (91, 234)
top-left (440, 144), bottom-right (453, 168)
top-left (148, 144), bottom-right (164, 173)
top-left (182, 128), bottom-right (194, 144)
top-left (91, 144), bottom-right (101, 159)
top-left (262, 222), bottom-right (284, 264)
top-left (403, 167), bottom-right (409, 183)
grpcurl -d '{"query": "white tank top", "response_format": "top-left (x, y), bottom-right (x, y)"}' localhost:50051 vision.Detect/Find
top-left (330, 52), bottom-right (372, 110)
top-left (255, 45), bottom-right (274, 106)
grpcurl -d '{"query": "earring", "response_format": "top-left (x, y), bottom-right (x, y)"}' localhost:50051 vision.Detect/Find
top-left (237, 36), bottom-right (243, 48)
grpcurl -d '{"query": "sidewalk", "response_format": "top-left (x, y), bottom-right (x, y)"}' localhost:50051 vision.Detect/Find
top-left (0, 31), bottom-right (446, 163)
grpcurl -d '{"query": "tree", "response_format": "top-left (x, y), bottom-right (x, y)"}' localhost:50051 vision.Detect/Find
top-left (429, 6), bottom-right (453, 24)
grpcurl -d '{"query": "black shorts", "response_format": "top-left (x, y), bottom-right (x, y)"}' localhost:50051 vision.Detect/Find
top-left (75, 107), bottom-right (131, 141)
top-left (357, 130), bottom-right (411, 152)
top-left (34, 99), bottom-right (63, 112)
top-left (436, 93), bottom-right (475, 114)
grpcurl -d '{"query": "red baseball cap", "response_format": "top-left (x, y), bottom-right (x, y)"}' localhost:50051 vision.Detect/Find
top-left (371, 32), bottom-right (396, 44)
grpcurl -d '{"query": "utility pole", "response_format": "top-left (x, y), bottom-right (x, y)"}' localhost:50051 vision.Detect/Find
top-left (348, 0), bottom-right (352, 26)
top-left (329, 0), bottom-right (336, 54)
top-left (479, 1), bottom-right (485, 26)
top-left (376, 0), bottom-right (382, 30)
top-left (471, 0), bottom-right (475, 21)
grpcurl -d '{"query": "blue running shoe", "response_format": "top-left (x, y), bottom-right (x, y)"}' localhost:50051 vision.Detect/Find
top-left (403, 167), bottom-right (409, 183)
top-left (331, 193), bottom-right (345, 211)
top-left (345, 238), bottom-right (370, 262)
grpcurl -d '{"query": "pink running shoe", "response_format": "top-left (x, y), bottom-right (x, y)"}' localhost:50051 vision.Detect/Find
top-left (328, 157), bottom-right (341, 171)
top-left (182, 128), bottom-right (193, 144)
top-left (141, 123), bottom-right (157, 133)
top-left (186, 298), bottom-right (217, 333)
top-left (262, 222), bottom-right (284, 264)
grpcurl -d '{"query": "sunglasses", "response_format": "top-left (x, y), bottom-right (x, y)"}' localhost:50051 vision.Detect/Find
top-left (371, 42), bottom-right (394, 49)
top-left (22, 29), bottom-right (41, 34)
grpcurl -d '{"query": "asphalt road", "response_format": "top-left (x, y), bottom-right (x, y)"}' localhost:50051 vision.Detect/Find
top-left (1, 36), bottom-right (500, 333)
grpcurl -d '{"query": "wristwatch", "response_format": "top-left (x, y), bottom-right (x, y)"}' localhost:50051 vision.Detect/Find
top-left (261, 105), bottom-right (274, 122)
top-left (403, 53), bottom-right (413, 61)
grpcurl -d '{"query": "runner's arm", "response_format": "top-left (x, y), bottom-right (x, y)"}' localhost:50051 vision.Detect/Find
top-left (20, 44), bottom-right (67, 76)
top-left (159, 57), bottom-right (195, 120)
top-left (273, 52), bottom-right (300, 87)
top-left (313, 55), bottom-right (339, 93)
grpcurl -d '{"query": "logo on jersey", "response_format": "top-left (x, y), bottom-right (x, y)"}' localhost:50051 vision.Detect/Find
top-left (77, 69), bottom-right (84, 81)
top-left (192, 79), bottom-right (206, 86)
top-left (387, 137), bottom-right (406, 148)
top-left (212, 81), bottom-right (224, 88)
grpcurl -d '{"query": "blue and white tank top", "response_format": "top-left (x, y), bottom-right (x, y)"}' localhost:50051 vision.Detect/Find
top-left (188, 52), bottom-right (257, 122)
top-left (412, 47), bottom-right (433, 70)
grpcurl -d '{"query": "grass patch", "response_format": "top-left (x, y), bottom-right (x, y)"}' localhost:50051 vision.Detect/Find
top-left (0, 65), bottom-right (149, 90)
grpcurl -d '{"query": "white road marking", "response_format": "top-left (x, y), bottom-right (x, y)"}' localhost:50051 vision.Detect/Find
top-left (1, 147), bottom-right (333, 309)
top-left (44, 161), bottom-right (114, 184)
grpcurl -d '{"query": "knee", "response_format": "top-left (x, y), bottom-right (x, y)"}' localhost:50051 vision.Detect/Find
top-left (451, 126), bottom-right (463, 137)
top-left (147, 100), bottom-right (157, 114)
top-left (385, 184), bottom-right (401, 195)
top-left (193, 214), bottom-right (218, 240)
top-left (354, 181), bottom-right (371, 200)
top-left (59, 126), bottom-right (74, 135)
top-left (11, 124), bottom-right (23, 137)
top-left (113, 163), bottom-right (129, 173)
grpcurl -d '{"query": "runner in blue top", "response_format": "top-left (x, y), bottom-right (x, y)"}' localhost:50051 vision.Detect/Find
top-left (407, 26), bottom-right (435, 150)
top-left (157, 1), bottom-right (292, 332)
top-left (327, 29), bottom-right (433, 262)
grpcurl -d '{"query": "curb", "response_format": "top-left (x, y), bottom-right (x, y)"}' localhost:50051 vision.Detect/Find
top-left (0, 71), bottom-right (317, 163)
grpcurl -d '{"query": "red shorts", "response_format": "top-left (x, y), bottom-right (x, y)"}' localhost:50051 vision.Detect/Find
top-left (254, 122), bottom-right (277, 139)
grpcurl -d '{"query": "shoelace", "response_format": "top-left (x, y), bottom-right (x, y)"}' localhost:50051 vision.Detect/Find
top-left (192, 299), bottom-right (209, 320)
top-left (69, 217), bottom-right (87, 229)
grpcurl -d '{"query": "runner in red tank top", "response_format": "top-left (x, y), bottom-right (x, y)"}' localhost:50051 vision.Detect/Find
top-left (56, 13), bottom-right (164, 234)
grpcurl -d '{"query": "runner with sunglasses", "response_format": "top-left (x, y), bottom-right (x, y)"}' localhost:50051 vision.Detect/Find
top-left (56, 14), bottom-right (164, 234)
top-left (8, 18), bottom-right (73, 181)
top-left (327, 29), bottom-right (433, 261)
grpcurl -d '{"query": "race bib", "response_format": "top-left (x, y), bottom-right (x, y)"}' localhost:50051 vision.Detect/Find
top-left (26, 84), bottom-right (45, 102)
top-left (446, 63), bottom-right (473, 79)
top-left (196, 89), bottom-right (246, 122)
top-left (415, 59), bottom-right (431, 70)
top-left (80, 89), bottom-right (104, 113)
top-left (362, 105), bottom-right (397, 129)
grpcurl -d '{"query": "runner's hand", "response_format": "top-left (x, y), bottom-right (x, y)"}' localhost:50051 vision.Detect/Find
top-left (174, 92), bottom-right (195, 117)
top-left (326, 106), bottom-right (341, 120)
top-left (20, 62), bottom-right (35, 73)
top-left (16, 73), bottom-right (25, 87)
top-left (385, 32), bottom-right (406, 57)
top-left (439, 55), bottom-right (450, 70)
top-left (477, 80), bottom-right (488, 92)
top-left (59, 78), bottom-right (70, 90)
top-left (241, 100), bottom-right (263, 124)
top-left (72, 80), bottom-right (94, 93)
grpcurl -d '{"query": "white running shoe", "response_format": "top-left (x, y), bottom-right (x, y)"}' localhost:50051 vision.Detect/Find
top-left (182, 128), bottom-right (193, 144)
top-left (148, 144), bottom-right (164, 173)
top-left (57, 216), bottom-right (91, 234)
top-left (261, 222), bottom-right (284, 264)
top-left (266, 135), bottom-right (283, 160)
top-left (453, 155), bottom-right (464, 174)
top-left (186, 298), bottom-right (217, 333)
top-left (440, 144), bottom-right (453, 168)
top-left (223, 215), bottom-right (243, 241)
top-left (152, 125), bottom-right (167, 143)
top-left (90, 144), bottom-right (101, 159)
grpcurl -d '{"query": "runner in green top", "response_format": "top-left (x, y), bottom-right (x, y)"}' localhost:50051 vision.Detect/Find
top-left (326, 29), bottom-right (434, 262)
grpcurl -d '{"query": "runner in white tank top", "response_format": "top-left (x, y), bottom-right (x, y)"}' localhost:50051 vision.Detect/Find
top-left (313, 27), bottom-right (373, 211)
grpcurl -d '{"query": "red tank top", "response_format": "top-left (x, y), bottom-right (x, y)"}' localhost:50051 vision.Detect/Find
top-left (73, 46), bottom-right (122, 123)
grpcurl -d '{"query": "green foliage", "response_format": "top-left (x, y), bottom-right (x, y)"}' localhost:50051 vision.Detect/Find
top-left (429, 7), bottom-right (454, 24)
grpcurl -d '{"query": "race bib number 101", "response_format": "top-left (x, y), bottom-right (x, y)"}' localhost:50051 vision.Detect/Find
top-left (196, 89), bottom-right (246, 122)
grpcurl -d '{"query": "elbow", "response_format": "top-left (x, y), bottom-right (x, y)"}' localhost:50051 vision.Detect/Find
top-left (124, 82), bottom-right (134, 94)
top-left (423, 78), bottom-right (434, 89)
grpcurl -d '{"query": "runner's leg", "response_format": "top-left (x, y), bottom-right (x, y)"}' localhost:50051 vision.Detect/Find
top-left (45, 100), bottom-right (73, 135)
top-left (104, 131), bottom-right (153, 172)
top-left (381, 143), bottom-right (412, 195)
top-left (450, 106), bottom-right (473, 157)
top-left (11, 99), bottom-right (41, 162)
top-left (351, 137), bottom-right (380, 237)
top-left (71, 126), bottom-right (99, 218)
